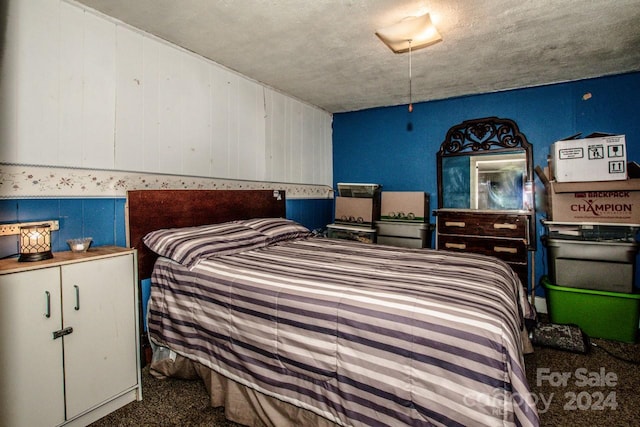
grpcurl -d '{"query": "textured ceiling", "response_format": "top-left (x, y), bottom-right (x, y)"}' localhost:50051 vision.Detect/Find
top-left (74, 0), bottom-right (640, 113)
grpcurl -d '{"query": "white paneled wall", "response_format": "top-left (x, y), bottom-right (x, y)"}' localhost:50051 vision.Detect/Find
top-left (0, 0), bottom-right (332, 186)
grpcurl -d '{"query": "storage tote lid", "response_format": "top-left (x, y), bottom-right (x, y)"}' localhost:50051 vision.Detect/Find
top-left (337, 183), bottom-right (381, 198)
top-left (542, 220), bottom-right (640, 242)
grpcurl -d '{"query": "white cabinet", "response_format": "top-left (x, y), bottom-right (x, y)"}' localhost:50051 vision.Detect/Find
top-left (0, 247), bottom-right (141, 427)
top-left (0, 267), bottom-right (66, 426)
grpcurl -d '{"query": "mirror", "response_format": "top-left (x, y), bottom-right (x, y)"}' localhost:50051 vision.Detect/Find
top-left (441, 152), bottom-right (532, 210)
top-left (437, 117), bottom-right (534, 212)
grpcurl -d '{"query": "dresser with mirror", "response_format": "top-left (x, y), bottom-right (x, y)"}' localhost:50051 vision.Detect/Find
top-left (435, 117), bottom-right (536, 288)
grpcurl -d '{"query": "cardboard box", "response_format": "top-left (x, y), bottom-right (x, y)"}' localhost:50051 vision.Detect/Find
top-left (334, 196), bottom-right (380, 225)
top-left (551, 134), bottom-right (626, 182)
top-left (380, 191), bottom-right (429, 222)
top-left (537, 166), bottom-right (640, 223)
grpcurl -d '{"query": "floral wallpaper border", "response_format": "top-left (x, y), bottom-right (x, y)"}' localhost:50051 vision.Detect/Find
top-left (0, 163), bottom-right (334, 200)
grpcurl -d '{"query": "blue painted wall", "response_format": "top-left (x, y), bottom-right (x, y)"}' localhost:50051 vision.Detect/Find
top-left (285, 198), bottom-right (334, 232)
top-left (333, 72), bottom-right (640, 292)
top-left (0, 198), bottom-right (127, 258)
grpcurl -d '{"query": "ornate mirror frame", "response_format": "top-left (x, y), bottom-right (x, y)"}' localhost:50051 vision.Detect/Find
top-left (436, 116), bottom-right (536, 249)
top-left (437, 117), bottom-right (534, 208)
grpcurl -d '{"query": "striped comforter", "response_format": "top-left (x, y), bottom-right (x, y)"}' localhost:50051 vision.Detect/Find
top-left (148, 237), bottom-right (539, 427)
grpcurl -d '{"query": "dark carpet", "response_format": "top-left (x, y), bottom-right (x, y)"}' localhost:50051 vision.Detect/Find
top-left (91, 336), bottom-right (640, 426)
top-left (524, 336), bottom-right (640, 426)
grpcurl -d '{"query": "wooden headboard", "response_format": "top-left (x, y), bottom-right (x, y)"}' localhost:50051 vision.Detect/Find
top-left (126, 189), bottom-right (286, 281)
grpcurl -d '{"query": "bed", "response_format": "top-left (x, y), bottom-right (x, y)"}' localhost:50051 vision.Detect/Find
top-left (126, 189), bottom-right (539, 427)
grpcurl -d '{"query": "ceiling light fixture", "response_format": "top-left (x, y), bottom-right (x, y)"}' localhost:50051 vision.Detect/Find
top-left (376, 13), bottom-right (442, 113)
top-left (376, 13), bottom-right (442, 54)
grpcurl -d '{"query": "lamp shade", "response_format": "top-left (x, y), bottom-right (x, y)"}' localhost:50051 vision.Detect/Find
top-left (18, 224), bottom-right (53, 262)
top-left (376, 13), bottom-right (442, 53)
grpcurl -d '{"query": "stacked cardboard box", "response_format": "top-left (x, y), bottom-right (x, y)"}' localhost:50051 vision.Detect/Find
top-left (539, 133), bottom-right (640, 223)
top-left (551, 134), bottom-right (626, 182)
top-left (539, 133), bottom-right (639, 342)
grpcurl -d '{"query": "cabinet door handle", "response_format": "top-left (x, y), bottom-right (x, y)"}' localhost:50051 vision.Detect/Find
top-left (494, 246), bottom-right (518, 254)
top-left (493, 223), bottom-right (517, 230)
top-left (45, 291), bottom-right (51, 318)
top-left (74, 285), bottom-right (80, 311)
top-left (445, 221), bottom-right (466, 228)
top-left (445, 242), bottom-right (466, 250)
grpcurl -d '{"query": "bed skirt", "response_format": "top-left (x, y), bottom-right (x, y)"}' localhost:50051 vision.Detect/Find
top-left (150, 353), bottom-right (339, 427)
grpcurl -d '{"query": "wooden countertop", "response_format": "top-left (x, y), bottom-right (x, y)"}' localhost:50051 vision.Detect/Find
top-left (0, 246), bottom-right (136, 274)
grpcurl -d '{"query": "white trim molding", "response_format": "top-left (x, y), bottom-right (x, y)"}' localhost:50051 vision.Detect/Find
top-left (0, 163), bottom-right (334, 200)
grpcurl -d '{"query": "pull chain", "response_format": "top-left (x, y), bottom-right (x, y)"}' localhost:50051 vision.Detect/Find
top-left (408, 39), bottom-right (413, 113)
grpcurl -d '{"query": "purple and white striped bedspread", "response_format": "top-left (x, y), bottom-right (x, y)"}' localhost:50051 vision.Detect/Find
top-left (148, 237), bottom-right (539, 427)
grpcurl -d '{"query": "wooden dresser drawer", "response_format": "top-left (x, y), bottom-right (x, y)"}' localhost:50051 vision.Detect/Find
top-left (438, 234), bottom-right (528, 263)
top-left (437, 211), bottom-right (527, 239)
top-left (435, 210), bottom-right (531, 287)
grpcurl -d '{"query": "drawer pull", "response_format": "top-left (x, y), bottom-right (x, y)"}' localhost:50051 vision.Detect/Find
top-left (494, 246), bottom-right (518, 254)
top-left (445, 242), bottom-right (466, 250)
top-left (445, 221), bottom-right (466, 228)
top-left (493, 223), bottom-right (517, 230)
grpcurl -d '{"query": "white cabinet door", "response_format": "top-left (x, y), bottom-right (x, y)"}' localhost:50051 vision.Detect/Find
top-left (61, 254), bottom-right (138, 419)
top-left (0, 267), bottom-right (66, 427)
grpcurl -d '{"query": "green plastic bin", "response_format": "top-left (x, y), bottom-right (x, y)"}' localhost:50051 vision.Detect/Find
top-left (542, 276), bottom-right (640, 343)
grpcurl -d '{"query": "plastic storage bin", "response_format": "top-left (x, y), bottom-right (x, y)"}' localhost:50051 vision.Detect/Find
top-left (327, 224), bottom-right (376, 244)
top-left (545, 238), bottom-right (638, 293)
top-left (542, 276), bottom-right (640, 343)
top-left (375, 221), bottom-right (432, 249)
